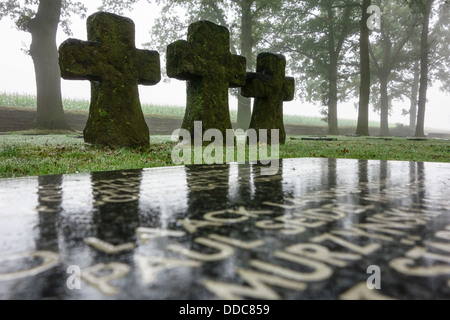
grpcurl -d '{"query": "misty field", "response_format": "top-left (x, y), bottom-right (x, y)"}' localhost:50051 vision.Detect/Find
top-left (0, 92), bottom-right (383, 128)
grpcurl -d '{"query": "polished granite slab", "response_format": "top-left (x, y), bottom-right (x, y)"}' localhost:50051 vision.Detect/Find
top-left (0, 158), bottom-right (449, 300)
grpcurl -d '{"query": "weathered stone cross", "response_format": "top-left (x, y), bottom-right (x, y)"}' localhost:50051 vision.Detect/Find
top-left (166, 21), bottom-right (247, 143)
top-left (242, 53), bottom-right (295, 144)
top-left (59, 12), bottom-right (161, 148)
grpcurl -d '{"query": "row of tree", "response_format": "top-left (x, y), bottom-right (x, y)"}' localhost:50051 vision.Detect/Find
top-left (1, 0), bottom-right (449, 137)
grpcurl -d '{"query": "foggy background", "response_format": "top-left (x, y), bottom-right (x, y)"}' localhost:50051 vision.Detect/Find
top-left (0, 0), bottom-right (448, 130)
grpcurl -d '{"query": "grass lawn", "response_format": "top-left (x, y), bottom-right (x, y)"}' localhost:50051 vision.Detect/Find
top-left (0, 133), bottom-right (448, 178)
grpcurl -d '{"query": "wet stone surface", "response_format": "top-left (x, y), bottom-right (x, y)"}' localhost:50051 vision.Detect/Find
top-left (0, 158), bottom-right (449, 300)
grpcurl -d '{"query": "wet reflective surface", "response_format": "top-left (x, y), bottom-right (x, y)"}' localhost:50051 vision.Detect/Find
top-left (0, 158), bottom-right (449, 300)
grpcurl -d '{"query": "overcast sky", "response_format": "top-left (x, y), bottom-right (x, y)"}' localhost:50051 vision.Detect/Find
top-left (0, 0), bottom-right (448, 130)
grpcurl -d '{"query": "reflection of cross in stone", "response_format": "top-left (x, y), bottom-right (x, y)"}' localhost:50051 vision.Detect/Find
top-left (242, 53), bottom-right (295, 144)
top-left (166, 21), bottom-right (247, 143)
top-left (59, 12), bottom-right (161, 148)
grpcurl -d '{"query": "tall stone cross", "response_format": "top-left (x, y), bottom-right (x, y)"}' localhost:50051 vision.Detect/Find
top-left (166, 21), bottom-right (247, 143)
top-left (59, 12), bottom-right (161, 148)
top-left (242, 53), bottom-right (295, 145)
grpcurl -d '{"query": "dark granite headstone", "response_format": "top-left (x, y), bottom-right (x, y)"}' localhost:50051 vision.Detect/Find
top-left (242, 53), bottom-right (295, 145)
top-left (166, 21), bottom-right (247, 142)
top-left (59, 12), bottom-right (161, 148)
top-left (0, 158), bottom-right (449, 300)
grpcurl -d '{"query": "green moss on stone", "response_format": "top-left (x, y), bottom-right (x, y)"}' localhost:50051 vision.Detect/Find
top-left (242, 53), bottom-right (295, 145)
top-left (166, 20), bottom-right (246, 143)
top-left (59, 12), bottom-right (161, 149)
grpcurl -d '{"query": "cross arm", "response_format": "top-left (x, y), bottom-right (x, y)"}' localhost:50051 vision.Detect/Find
top-left (59, 39), bottom-right (101, 81)
top-left (135, 49), bottom-right (161, 86)
top-left (241, 72), bottom-right (271, 98)
top-left (166, 40), bottom-right (204, 80)
top-left (227, 55), bottom-right (247, 88)
top-left (283, 77), bottom-right (295, 102)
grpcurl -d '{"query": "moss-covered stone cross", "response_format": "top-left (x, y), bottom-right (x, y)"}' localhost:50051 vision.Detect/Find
top-left (59, 12), bottom-right (161, 148)
top-left (242, 53), bottom-right (295, 145)
top-left (166, 21), bottom-right (246, 142)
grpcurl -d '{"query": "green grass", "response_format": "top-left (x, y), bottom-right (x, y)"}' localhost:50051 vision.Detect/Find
top-left (0, 92), bottom-right (381, 127)
top-left (0, 135), bottom-right (175, 178)
top-left (1, 92), bottom-right (447, 179)
top-left (0, 134), bottom-right (448, 179)
top-left (282, 137), bottom-right (450, 162)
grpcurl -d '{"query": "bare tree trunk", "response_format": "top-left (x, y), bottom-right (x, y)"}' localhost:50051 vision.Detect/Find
top-left (237, 1), bottom-right (254, 130)
top-left (410, 60), bottom-right (420, 129)
top-left (328, 58), bottom-right (339, 136)
top-left (326, 5), bottom-right (339, 136)
top-left (28, 0), bottom-right (71, 130)
top-left (379, 73), bottom-right (390, 136)
top-left (415, 0), bottom-right (433, 138)
top-left (237, 94), bottom-right (251, 130)
top-left (356, 0), bottom-right (371, 136)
